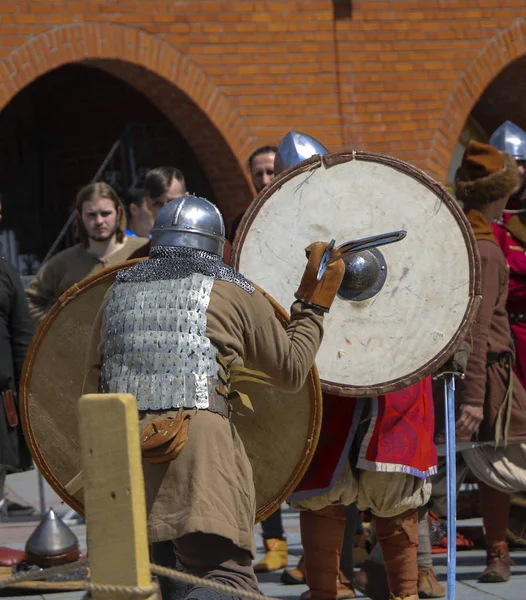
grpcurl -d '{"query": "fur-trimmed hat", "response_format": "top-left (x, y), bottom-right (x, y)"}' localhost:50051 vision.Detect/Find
top-left (455, 141), bottom-right (520, 204)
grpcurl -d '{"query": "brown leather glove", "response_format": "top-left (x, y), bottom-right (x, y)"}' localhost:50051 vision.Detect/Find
top-left (295, 241), bottom-right (345, 312)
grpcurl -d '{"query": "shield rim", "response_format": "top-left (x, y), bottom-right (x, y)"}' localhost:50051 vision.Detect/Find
top-left (20, 260), bottom-right (323, 523)
top-left (232, 150), bottom-right (481, 397)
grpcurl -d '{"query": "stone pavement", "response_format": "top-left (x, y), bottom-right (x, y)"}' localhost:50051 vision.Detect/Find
top-left (1, 470), bottom-right (525, 599)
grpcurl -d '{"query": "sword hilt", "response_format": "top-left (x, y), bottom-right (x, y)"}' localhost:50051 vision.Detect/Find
top-left (433, 370), bottom-right (465, 380)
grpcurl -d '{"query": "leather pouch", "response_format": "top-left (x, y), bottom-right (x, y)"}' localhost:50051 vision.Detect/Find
top-left (140, 409), bottom-right (194, 464)
top-left (2, 390), bottom-right (19, 428)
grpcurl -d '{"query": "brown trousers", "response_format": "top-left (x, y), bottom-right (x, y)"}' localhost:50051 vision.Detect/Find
top-left (176, 533), bottom-right (259, 593)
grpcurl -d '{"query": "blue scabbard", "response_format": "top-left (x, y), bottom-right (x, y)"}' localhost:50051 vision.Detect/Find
top-left (444, 375), bottom-right (457, 599)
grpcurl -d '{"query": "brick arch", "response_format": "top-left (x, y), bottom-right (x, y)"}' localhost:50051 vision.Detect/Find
top-left (0, 22), bottom-right (255, 224)
top-left (426, 18), bottom-right (526, 183)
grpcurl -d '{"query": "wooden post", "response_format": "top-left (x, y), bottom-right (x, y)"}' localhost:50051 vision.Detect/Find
top-left (79, 393), bottom-right (151, 599)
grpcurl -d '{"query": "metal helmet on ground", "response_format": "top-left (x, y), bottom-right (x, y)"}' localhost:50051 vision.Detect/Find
top-left (489, 121), bottom-right (526, 161)
top-left (151, 195), bottom-right (225, 257)
top-left (274, 131), bottom-right (329, 175)
top-left (25, 507), bottom-right (80, 567)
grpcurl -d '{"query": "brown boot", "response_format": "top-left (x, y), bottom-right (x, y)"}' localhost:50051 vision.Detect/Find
top-left (253, 538), bottom-right (288, 572)
top-left (418, 568), bottom-right (445, 598)
top-left (354, 559), bottom-right (390, 600)
top-left (300, 574), bottom-right (355, 600)
top-left (301, 506), bottom-right (346, 600)
top-left (336, 571), bottom-right (355, 599)
top-left (478, 541), bottom-right (511, 583)
top-left (282, 556), bottom-right (355, 598)
top-left (281, 555), bottom-right (306, 584)
top-left (375, 510), bottom-right (419, 599)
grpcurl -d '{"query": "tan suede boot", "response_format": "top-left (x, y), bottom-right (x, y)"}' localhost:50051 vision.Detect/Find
top-left (301, 506), bottom-right (347, 600)
top-left (281, 554), bottom-right (305, 584)
top-left (478, 483), bottom-right (512, 583)
top-left (418, 567), bottom-right (445, 598)
top-left (253, 538), bottom-right (288, 573)
top-left (374, 510), bottom-right (419, 600)
top-left (354, 559), bottom-right (389, 600)
top-left (336, 571), bottom-right (355, 599)
top-left (284, 557), bottom-right (355, 598)
top-left (300, 574), bottom-right (355, 600)
top-left (478, 541), bottom-right (511, 583)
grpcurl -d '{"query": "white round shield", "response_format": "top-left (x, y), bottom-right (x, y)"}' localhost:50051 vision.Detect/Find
top-left (232, 151), bottom-right (481, 397)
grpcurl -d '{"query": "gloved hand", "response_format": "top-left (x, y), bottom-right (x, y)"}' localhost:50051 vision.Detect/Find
top-left (295, 241), bottom-right (345, 312)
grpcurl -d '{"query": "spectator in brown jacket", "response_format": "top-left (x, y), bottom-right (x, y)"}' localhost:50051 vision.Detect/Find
top-left (432, 141), bottom-right (526, 583)
top-left (26, 182), bottom-right (148, 323)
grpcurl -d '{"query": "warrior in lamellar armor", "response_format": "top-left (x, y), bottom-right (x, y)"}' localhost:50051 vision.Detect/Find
top-left (85, 193), bottom-right (345, 600)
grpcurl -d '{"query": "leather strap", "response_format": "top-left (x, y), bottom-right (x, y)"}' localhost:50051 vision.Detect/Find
top-left (486, 351), bottom-right (513, 367)
top-left (207, 393), bottom-right (231, 418)
top-left (486, 352), bottom-right (514, 446)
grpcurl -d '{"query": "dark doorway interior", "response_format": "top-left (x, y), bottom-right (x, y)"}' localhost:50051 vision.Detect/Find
top-left (0, 64), bottom-right (214, 272)
top-left (471, 55), bottom-right (526, 136)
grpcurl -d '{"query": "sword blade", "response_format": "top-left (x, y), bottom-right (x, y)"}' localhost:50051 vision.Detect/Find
top-left (444, 374), bottom-right (457, 600)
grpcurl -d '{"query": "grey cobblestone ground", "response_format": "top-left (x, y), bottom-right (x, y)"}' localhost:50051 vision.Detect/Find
top-left (1, 472), bottom-right (525, 599)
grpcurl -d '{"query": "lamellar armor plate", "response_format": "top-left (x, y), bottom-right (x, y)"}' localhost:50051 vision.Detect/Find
top-left (101, 275), bottom-right (221, 413)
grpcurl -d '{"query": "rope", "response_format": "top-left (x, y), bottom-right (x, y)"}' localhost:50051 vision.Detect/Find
top-left (83, 581), bottom-right (158, 598)
top-left (0, 556), bottom-right (286, 600)
top-left (150, 564), bottom-right (279, 600)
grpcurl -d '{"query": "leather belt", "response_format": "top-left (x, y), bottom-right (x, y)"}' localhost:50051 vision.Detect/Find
top-left (487, 351), bottom-right (513, 368)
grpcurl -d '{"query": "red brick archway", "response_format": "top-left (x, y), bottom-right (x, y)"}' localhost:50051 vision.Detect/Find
top-left (426, 18), bottom-right (526, 183)
top-left (0, 23), bottom-right (255, 223)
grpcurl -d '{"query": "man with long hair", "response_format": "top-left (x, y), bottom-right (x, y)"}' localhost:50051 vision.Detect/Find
top-left (26, 182), bottom-right (148, 323)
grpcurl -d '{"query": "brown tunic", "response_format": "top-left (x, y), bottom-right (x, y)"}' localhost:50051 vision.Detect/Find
top-left (86, 278), bottom-right (324, 555)
top-left (25, 236), bottom-right (148, 323)
top-left (437, 210), bottom-right (526, 445)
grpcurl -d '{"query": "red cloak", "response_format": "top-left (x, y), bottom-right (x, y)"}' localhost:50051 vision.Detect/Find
top-left (290, 379), bottom-right (437, 502)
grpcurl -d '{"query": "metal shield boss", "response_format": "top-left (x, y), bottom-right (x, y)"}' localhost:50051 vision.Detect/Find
top-left (233, 149), bottom-right (481, 397)
top-left (20, 263), bottom-right (322, 522)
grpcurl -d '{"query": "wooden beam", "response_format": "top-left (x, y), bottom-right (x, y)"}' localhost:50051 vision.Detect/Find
top-left (79, 393), bottom-right (151, 598)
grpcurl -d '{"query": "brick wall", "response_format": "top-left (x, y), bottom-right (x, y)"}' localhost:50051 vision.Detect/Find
top-left (0, 1), bottom-right (526, 225)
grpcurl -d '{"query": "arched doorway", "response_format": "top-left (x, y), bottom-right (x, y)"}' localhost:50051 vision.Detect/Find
top-left (442, 54), bottom-right (526, 195)
top-left (427, 18), bottom-right (526, 185)
top-left (0, 64), bottom-right (218, 268)
top-left (0, 24), bottom-right (255, 272)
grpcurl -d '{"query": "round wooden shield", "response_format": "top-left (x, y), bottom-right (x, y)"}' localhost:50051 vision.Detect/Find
top-left (20, 261), bottom-right (322, 523)
top-left (232, 151), bottom-right (481, 397)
